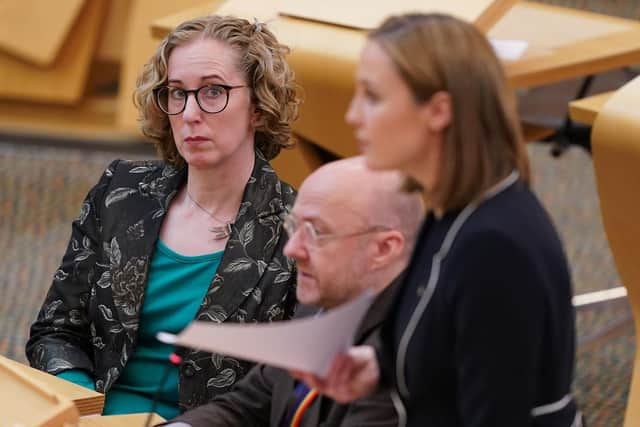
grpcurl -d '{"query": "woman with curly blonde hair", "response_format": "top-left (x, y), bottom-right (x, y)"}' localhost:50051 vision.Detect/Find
top-left (27, 15), bottom-right (299, 418)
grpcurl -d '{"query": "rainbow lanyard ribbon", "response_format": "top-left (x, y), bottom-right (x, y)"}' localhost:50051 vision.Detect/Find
top-left (289, 385), bottom-right (319, 427)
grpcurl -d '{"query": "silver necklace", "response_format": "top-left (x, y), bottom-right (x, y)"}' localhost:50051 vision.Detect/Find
top-left (186, 190), bottom-right (233, 240)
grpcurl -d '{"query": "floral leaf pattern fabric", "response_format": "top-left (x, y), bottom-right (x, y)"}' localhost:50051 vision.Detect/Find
top-left (26, 150), bottom-right (297, 412)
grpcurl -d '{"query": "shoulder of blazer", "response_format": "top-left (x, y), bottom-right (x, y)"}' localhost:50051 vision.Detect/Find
top-left (94, 159), bottom-right (186, 242)
top-left (107, 159), bottom-right (182, 186)
top-left (100, 159), bottom-right (185, 205)
top-left (241, 150), bottom-right (297, 220)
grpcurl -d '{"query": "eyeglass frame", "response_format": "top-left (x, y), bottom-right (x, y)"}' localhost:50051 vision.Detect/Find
top-left (153, 83), bottom-right (247, 115)
top-left (282, 213), bottom-right (390, 248)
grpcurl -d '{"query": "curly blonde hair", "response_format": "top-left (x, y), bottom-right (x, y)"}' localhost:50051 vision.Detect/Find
top-left (133, 15), bottom-right (299, 167)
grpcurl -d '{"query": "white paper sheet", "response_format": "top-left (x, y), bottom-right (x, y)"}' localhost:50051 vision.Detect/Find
top-left (490, 38), bottom-right (529, 61)
top-left (157, 291), bottom-right (375, 376)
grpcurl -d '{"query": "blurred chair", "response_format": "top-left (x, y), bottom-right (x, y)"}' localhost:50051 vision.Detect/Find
top-left (590, 74), bottom-right (640, 427)
top-left (0, 0), bottom-right (212, 140)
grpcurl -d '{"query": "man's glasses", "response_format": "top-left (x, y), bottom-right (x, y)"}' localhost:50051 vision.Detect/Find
top-left (154, 84), bottom-right (246, 115)
top-left (283, 214), bottom-right (389, 248)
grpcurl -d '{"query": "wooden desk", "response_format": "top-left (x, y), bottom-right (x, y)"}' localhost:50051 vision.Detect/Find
top-left (0, 0), bottom-right (85, 66)
top-left (0, 356), bottom-right (79, 427)
top-left (588, 75), bottom-right (640, 427)
top-left (0, 0), bottom-right (108, 104)
top-left (1, 357), bottom-right (165, 426)
top-left (2, 356), bottom-right (104, 417)
top-left (569, 91), bottom-right (614, 125)
top-left (151, 1), bottom-right (640, 161)
top-left (80, 413), bottom-right (165, 426)
top-left (490, 2), bottom-right (640, 88)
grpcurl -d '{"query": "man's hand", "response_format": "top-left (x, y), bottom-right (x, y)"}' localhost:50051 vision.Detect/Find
top-left (290, 345), bottom-right (380, 403)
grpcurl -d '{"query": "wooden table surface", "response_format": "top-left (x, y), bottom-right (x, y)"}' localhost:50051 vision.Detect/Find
top-left (80, 413), bottom-right (166, 426)
top-left (0, 0), bottom-right (85, 66)
top-left (490, 2), bottom-right (640, 88)
top-left (569, 91), bottom-right (614, 126)
top-left (0, 0), bottom-right (108, 104)
top-left (2, 355), bottom-right (105, 416)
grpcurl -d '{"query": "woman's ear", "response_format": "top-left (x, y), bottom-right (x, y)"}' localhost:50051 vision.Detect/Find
top-left (422, 91), bottom-right (452, 133)
top-left (250, 105), bottom-right (261, 128)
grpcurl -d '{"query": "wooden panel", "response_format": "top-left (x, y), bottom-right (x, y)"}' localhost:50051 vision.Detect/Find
top-left (115, 0), bottom-right (223, 132)
top-left (0, 95), bottom-right (143, 142)
top-left (95, 0), bottom-right (133, 63)
top-left (80, 413), bottom-right (165, 426)
top-left (569, 91), bottom-right (614, 126)
top-left (0, 0), bottom-right (85, 66)
top-left (490, 2), bottom-right (640, 88)
top-left (589, 75), bottom-right (640, 427)
top-left (279, 0), bottom-right (515, 31)
top-left (271, 138), bottom-right (326, 189)
top-left (0, 356), bottom-right (79, 427)
top-left (521, 122), bottom-right (555, 143)
top-left (150, 2), bottom-right (219, 39)
top-left (3, 357), bottom-right (105, 417)
top-left (491, 3), bottom-right (632, 52)
top-left (0, 0), bottom-right (107, 104)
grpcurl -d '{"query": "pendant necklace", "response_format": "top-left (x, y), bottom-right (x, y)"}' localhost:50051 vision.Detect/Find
top-left (186, 190), bottom-right (233, 240)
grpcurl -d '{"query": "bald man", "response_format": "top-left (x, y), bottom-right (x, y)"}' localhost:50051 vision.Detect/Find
top-left (164, 157), bottom-right (424, 427)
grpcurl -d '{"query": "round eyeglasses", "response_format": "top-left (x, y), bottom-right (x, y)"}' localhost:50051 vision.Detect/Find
top-left (283, 214), bottom-right (390, 248)
top-left (154, 84), bottom-right (246, 115)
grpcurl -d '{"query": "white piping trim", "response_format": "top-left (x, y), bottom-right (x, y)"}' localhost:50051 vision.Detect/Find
top-left (572, 410), bottom-right (583, 427)
top-left (390, 388), bottom-right (407, 427)
top-left (395, 171), bottom-right (519, 398)
top-left (572, 286), bottom-right (627, 307)
top-left (395, 201), bottom-right (474, 397)
top-left (531, 394), bottom-right (571, 417)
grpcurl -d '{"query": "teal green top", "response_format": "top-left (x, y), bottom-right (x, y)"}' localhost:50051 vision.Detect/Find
top-left (58, 239), bottom-right (222, 419)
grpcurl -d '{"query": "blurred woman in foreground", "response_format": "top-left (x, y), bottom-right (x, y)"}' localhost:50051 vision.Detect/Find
top-left (298, 13), bottom-right (581, 427)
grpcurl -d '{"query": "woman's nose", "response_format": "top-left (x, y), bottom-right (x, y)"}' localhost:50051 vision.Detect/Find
top-left (182, 93), bottom-right (202, 121)
top-left (345, 96), bottom-right (361, 127)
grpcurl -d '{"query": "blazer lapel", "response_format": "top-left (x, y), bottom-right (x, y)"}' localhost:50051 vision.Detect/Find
top-left (196, 150), bottom-right (290, 324)
top-left (271, 369), bottom-right (297, 426)
top-left (271, 305), bottom-right (318, 426)
top-left (272, 373), bottom-right (324, 427)
top-left (107, 162), bottom-right (186, 344)
top-left (353, 275), bottom-right (404, 344)
top-left (321, 275), bottom-right (405, 426)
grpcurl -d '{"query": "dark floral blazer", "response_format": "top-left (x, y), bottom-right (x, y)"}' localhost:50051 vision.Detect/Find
top-left (26, 150), bottom-right (297, 412)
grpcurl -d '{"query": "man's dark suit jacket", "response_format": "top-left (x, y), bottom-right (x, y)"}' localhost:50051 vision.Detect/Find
top-left (168, 280), bottom-right (400, 427)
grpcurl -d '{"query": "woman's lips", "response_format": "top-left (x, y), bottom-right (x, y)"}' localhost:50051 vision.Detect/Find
top-left (297, 270), bottom-right (315, 284)
top-left (184, 136), bottom-right (209, 146)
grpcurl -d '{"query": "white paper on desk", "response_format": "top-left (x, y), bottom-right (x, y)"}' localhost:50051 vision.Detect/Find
top-left (490, 39), bottom-right (529, 61)
top-left (157, 291), bottom-right (375, 376)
